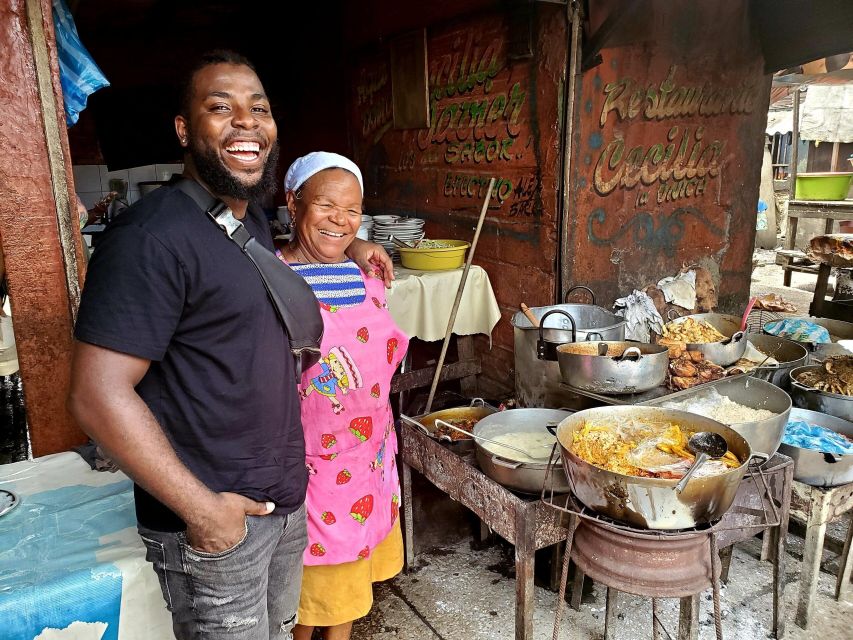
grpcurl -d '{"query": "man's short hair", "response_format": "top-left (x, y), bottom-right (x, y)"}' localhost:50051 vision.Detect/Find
top-left (178, 50), bottom-right (257, 118)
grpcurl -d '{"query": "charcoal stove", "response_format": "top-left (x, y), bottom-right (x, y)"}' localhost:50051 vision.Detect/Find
top-left (542, 453), bottom-right (794, 640)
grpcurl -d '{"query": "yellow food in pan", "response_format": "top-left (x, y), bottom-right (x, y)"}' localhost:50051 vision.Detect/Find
top-left (662, 318), bottom-right (727, 344)
top-left (570, 419), bottom-right (740, 479)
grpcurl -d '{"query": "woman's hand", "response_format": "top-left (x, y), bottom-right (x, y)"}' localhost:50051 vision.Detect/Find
top-left (346, 238), bottom-right (395, 288)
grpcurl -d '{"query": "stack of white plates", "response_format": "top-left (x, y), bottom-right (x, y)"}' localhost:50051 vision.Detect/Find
top-left (357, 214), bottom-right (373, 241)
top-left (372, 216), bottom-right (425, 259)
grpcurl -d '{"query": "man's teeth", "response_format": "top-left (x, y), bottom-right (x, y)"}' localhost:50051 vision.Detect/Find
top-left (225, 142), bottom-right (260, 152)
top-left (319, 230), bottom-right (344, 238)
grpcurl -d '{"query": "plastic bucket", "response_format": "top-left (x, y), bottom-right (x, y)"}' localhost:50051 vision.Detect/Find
top-left (398, 240), bottom-right (470, 270)
top-left (795, 172), bottom-right (853, 200)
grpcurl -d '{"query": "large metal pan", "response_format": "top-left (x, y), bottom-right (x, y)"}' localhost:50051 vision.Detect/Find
top-left (472, 408), bottom-right (573, 494)
top-left (789, 365), bottom-right (853, 421)
top-left (778, 408), bottom-right (853, 487)
top-left (402, 399), bottom-right (497, 452)
top-left (556, 406), bottom-right (758, 530)
top-left (557, 342), bottom-right (669, 395)
top-left (663, 313), bottom-right (747, 366)
top-left (649, 376), bottom-right (791, 458)
top-left (740, 333), bottom-right (809, 389)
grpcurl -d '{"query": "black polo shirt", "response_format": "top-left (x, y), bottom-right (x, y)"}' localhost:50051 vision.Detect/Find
top-left (75, 183), bottom-right (307, 531)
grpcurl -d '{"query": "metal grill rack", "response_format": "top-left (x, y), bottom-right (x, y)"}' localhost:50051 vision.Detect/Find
top-left (540, 449), bottom-right (793, 640)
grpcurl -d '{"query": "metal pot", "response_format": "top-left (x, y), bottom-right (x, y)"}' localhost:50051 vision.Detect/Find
top-left (402, 399), bottom-right (497, 453)
top-left (555, 406), bottom-right (757, 530)
top-left (557, 342), bottom-right (669, 395)
top-left (789, 365), bottom-right (853, 421)
top-left (648, 376), bottom-right (791, 458)
top-left (473, 408), bottom-right (573, 494)
top-left (778, 408), bottom-right (853, 487)
top-left (741, 333), bottom-right (809, 389)
top-left (664, 313), bottom-right (747, 366)
top-left (762, 316), bottom-right (853, 362)
top-left (512, 303), bottom-right (626, 407)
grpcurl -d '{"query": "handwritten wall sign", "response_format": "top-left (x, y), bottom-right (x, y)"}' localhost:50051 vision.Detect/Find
top-left (592, 65), bottom-right (756, 207)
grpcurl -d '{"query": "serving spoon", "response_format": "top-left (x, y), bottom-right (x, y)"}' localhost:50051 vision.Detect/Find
top-left (389, 235), bottom-right (414, 249)
top-left (673, 431), bottom-right (728, 493)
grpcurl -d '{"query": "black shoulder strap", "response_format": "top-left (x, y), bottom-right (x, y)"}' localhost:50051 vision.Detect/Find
top-left (174, 179), bottom-right (323, 377)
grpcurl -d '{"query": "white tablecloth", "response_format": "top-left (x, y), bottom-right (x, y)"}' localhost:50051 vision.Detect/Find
top-left (386, 265), bottom-right (501, 342)
top-left (0, 452), bottom-right (174, 640)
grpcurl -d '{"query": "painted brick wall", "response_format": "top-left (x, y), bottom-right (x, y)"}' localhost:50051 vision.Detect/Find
top-left (348, 6), bottom-right (567, 396)
top-left (566, 1), bottom-right (772, 312)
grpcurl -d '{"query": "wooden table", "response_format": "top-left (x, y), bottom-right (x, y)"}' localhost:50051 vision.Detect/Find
top-left (787, 480), bottom-right (853, 629)
top-left (387, 265), bottom-right (501, 398)
top-left (777, 200), bottom-right (853, 286)
top-left (399, 420), bottom-right (573, 640)
top-left (807, 246), bottom-right (853, 321)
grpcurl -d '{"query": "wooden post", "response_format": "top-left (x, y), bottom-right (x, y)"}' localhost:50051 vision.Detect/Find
top-left (514, 508), bottom-right (535, 640)
top-left (830, 141), bottom-right (840, 172)
top-left (789, 86), bottom-right (801, 197)
top-left (400, 460), bottom-right (415, 572)
top-left (677, 594), bottom-right (700, 640)
top-left (795, 486), bottom-right (831, 629)
top-left (835, 512), bottom-right (853, 601)
top-left (719, 545), bottom-right (734, 583)
top-left (569, 564), bottom-right (585, 610)
top-left (603, 587), bottom-right (618, 640)
top-left (0, 0), bottom-right (87, 456)
top-left (558, 0), bottom-right (583, 302)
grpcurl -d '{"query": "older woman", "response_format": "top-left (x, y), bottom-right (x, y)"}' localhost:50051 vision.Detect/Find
top-left (279, 152), bottom-right (408, 640)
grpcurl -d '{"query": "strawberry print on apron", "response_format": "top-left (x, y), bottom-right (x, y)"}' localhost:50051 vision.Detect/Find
top-left (300, 272), bottom-right (409, 565)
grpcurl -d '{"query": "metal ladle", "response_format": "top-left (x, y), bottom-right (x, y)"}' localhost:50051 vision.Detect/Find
top-left (673, 431), bottom-right (729, 493)
top-left (434, 419), bottom-right (553, 461)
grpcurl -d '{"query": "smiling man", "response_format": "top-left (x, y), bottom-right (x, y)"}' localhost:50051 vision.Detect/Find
top-left (68, 51), bottom-right (357, 640)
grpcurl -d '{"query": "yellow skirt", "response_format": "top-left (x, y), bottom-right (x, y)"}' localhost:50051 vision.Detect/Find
top-left (297, 520), bottom-right (404, 627)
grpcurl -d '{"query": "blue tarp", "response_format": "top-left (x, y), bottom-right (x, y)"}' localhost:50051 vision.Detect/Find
top-left (52, 0), bottom-right (109, 126)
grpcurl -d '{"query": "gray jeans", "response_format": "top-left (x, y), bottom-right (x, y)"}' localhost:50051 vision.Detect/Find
top-left (138, 503), bottom-right (307, 640)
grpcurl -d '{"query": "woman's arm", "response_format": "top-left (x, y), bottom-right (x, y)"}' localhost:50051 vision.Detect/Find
top-left (346, 238), bottom-right (394, 287)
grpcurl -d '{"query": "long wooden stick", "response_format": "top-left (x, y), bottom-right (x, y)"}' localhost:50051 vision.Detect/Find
top-left (424, 177), bottom-right (496, 414)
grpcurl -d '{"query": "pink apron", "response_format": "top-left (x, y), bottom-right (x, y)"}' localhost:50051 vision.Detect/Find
top-left (299, 272), bottom-right (409, 565)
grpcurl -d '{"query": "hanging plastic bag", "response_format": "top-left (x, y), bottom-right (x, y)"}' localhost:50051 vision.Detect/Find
top-left (52, 0), bottom-right (109, 126)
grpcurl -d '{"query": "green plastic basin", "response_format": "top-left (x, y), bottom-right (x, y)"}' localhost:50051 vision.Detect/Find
top-left (795, 172), bottom-right (853, 201)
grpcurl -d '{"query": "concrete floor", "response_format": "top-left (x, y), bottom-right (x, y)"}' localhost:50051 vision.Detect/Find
top-left (354, 527), bottom-right (852, 639)
top-left (350, 249), bottom-right (853, 639)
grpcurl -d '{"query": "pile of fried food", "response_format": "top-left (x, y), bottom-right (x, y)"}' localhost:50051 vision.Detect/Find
top-left (660, 317), bottom-right (727, 345)
top-left (795, 356), bottom-right (853, 396)
top-left (666, 350), bottom-right (725, 390)
top-left (570, 419), bottom-right (740, 479)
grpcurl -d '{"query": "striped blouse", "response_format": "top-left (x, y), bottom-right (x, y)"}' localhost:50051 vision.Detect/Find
top-left (289, 260), bottom-right (366, 308)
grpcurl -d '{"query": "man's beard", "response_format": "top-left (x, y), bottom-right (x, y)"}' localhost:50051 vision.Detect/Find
top-left (187, 131), bottom-right (279, 202)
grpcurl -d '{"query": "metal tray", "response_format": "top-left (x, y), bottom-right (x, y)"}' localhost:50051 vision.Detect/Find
top-left (559, 374), bottom-right (743, 407)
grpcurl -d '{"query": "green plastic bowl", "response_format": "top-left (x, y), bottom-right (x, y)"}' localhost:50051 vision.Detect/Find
top-left (795, 172), bottom-right (853, 201)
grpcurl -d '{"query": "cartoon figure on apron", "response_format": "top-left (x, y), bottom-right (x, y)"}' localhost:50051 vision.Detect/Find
top-left (369, 422), bottom-right (393, 480)
top-left (301, 345), bottom-right (363, 414)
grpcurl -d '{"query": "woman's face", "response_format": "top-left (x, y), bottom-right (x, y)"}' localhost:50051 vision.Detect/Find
top-left (288, 168), bottom-right (362, 263)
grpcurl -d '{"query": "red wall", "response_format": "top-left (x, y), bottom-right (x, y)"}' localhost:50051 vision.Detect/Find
top-left (348, 5), bottom-right (567, 396)
top-left (567, 1), bottom-right (772, 312)
top-left (348, 1), bottom-right (771, 399)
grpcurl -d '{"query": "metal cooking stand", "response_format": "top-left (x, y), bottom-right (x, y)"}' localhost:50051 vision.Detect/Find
top-left (398, 418), bottom-right (576, 640)
top-left (541, 450), bottom-right (793, 640)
